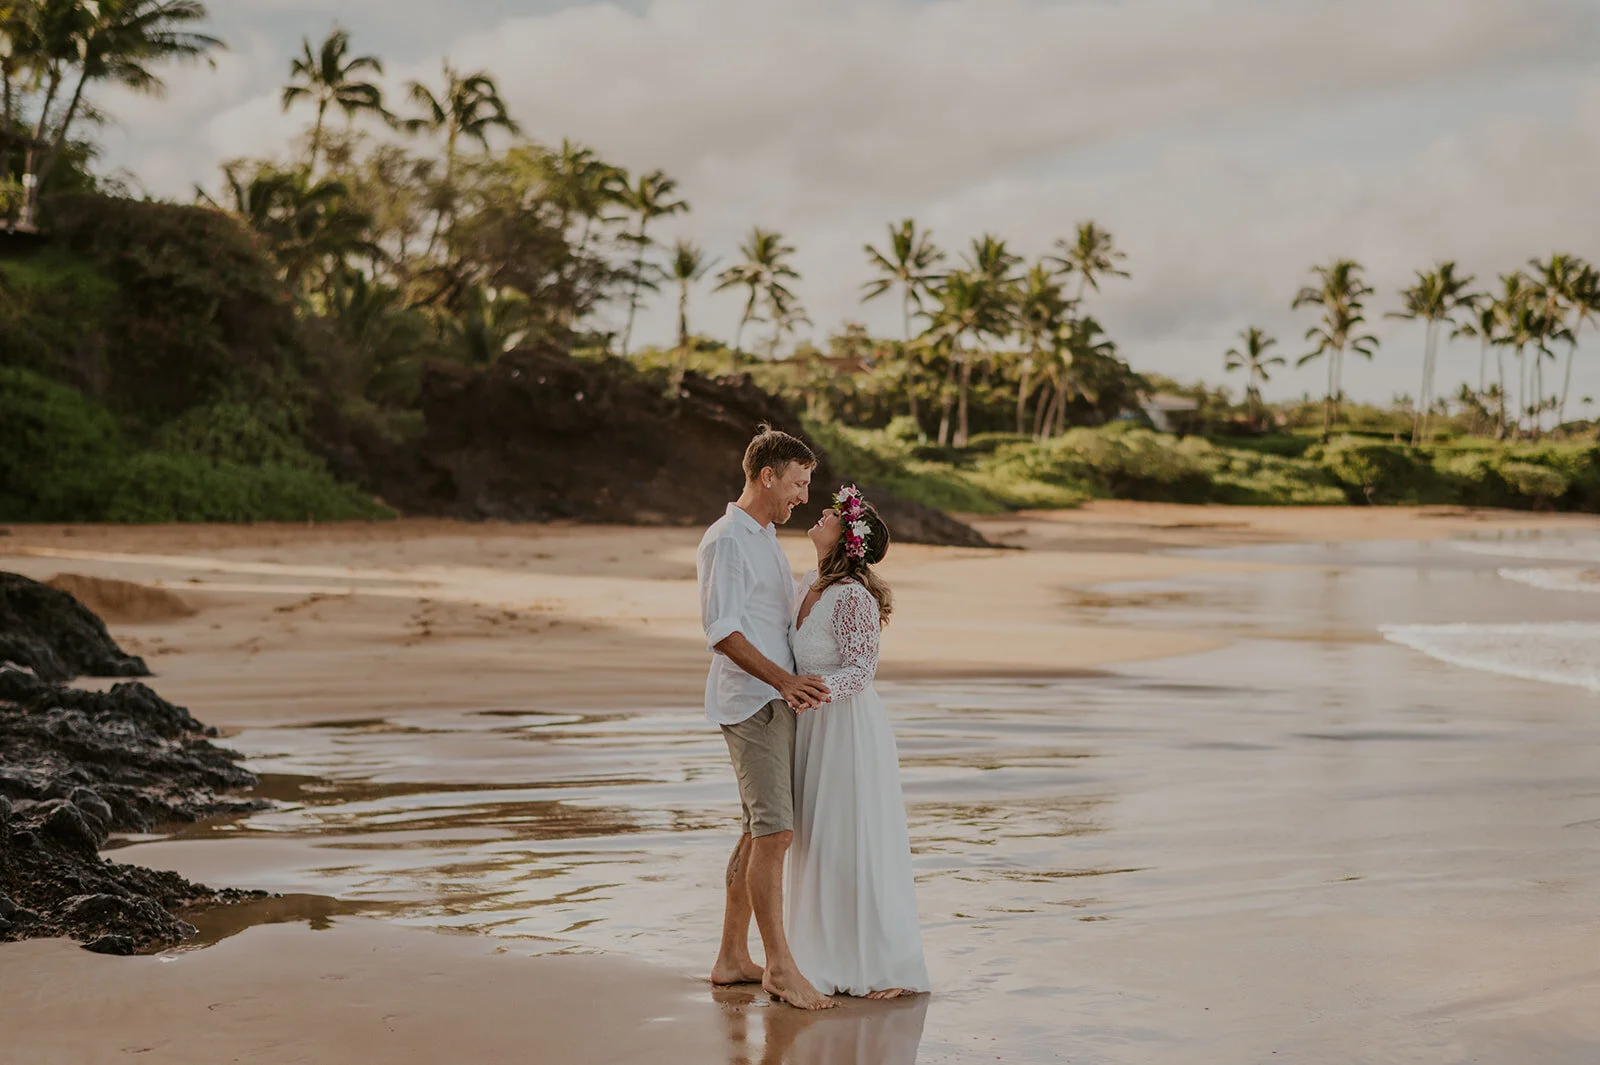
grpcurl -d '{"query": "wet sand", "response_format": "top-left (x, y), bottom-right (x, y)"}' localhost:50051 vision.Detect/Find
top-left (3, 503), bottom-right (1600, 1064)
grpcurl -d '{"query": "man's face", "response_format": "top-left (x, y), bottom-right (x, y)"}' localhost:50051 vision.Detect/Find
top-left (766, 462), bottom-right (813, 524)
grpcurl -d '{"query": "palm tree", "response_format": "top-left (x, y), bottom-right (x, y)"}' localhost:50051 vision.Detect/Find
top-left (538, 138), bottom-right (624, 253)
top-left (1224, 327), bottom-right (1284, 430)
top-left (0, 0), bottom-right (40, 200)
top-left (1560, 265), bottom-right (1600, 426)
top-left (1522, 253), bottom-right (1589, 431)
top-left (668, 239), bottom-right (714, 385)
top-left (1040, 314), bottom-right (1116, 438)
top-left (1453, 297), bottom-right (1498, 398)
top-left (1292, 259), bottom-right (1379, 441)
top-left (18, 0), bottom-right (223, 229)
top-left (402, 62), bottom-right (519, 252)
top-left (281, 26), bottom-right (386, 174)
top-left (1492, 272), bottom-right (1543, 440)
top-left (1523, 253), bottom-right (1584, 436)
top-left (1047, 220), bottom-right (1129, 299)
top-left (861, 218), bottom-right (945, 343)
top-left (862, 218), bottom-right (943, 430)
top-left (1014, 262), bottom-right (1070, 434)
top-left (920, 236), bottom-right (1020, 447)
top-left (201, 163), bottom-right (378, 295)
top-left (713, 226), bottom-right (799, 367)
top-left (443, 284), bottom-right (531, 364)
top-left (617, 168), bottom-right (687, 356)
top-left (922, 244), bottom-right (1016, 448)
top-left (764, 286), bottom-right (811, 360)
top-left (1387, 261), bottom-right (1476, 445)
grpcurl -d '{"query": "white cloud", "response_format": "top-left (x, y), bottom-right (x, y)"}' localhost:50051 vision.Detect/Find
top-left (93, 0), bottom-right (1600, 403)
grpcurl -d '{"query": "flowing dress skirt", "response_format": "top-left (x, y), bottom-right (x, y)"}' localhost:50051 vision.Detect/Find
top-left (786, 683), bottom-right (930, 996)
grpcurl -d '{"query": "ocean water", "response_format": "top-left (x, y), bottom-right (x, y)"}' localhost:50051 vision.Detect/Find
top-left (1381, 534), bottom-right (1600, 692)
top-left (1147, 534), bottom-right (1600, 696)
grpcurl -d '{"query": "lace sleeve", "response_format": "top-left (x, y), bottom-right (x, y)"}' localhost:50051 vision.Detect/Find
top-left (819, 583), bottom-right (881, 700)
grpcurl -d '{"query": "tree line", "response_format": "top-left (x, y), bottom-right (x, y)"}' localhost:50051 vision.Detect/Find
top-left (1227, 254), bottom-right (1599, 445)
top-left (4, 8), bottom-right (1595, 450)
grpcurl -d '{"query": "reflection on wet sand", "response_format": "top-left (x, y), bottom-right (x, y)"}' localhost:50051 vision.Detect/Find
top-left (107, 541), bottom-right (1600, 1062)
top-left (179, 892), bottom-right (403, 949)
top-left (714, 987), bottom-right (928, 1065)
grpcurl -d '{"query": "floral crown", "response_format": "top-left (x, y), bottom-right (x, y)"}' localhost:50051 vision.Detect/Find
top-left (832, 485), bottom-right (873, 561)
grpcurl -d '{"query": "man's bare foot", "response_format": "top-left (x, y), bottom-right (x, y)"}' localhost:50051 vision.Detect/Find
top-left (710, 958), bottom-right (766, 985)
top-left (864, 988), bottom-right (910, 1000)
top-left (763, 966), bottom-right (838, 1010)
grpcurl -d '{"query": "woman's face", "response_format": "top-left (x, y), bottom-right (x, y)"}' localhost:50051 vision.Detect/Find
top-left (808, 508), bottom-right (843, 554)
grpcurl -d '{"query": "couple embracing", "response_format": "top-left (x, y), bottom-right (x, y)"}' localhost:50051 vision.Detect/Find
top-left (697, 426), bottom-right (929, 1011)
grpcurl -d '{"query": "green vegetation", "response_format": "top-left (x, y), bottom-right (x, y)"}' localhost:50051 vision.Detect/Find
top-left (802, 419), bottom-right (1600, 513)
top-left (3, 7), bottom-right (1599, 526)
top-left (0, 367), bottom-right (390, 522)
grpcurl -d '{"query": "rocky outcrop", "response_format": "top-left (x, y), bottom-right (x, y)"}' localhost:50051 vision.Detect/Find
top-left (320, 345), bottom-right (997, 548)
top-left (0, 573), bottom-right (262, 952)
top-left (0, 572), bottom-right (150, 682)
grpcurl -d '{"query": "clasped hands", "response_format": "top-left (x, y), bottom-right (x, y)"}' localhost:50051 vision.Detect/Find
top-left (778, 672), bottom-right (831, 712)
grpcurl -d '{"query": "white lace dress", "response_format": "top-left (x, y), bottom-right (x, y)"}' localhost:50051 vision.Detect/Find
top-left (786, 573), bottom-right (930, 996)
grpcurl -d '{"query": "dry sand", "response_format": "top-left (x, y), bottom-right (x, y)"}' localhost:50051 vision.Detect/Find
top-left (1, 502), bottom-right (1597, 1064)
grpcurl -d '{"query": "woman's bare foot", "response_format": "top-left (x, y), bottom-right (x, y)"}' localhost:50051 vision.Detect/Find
top-left (710, 958), bottom-right (766, 985)
top-left (763, 966), bottom-right (838, 1010)
top-left (864, 988), bottom-right (910, 1000)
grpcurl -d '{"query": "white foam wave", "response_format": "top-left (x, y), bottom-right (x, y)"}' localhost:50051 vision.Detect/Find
top-left (1380, 622), bottom-right (1600, 693)
top-left (1498, 567), bottom-right (1600, 595)
top-left (1452, 538), bottom-right (1600, 564)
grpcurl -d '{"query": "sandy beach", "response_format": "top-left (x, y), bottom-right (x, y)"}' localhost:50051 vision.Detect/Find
top-left (3, 501), bottom-right (1600, 1064)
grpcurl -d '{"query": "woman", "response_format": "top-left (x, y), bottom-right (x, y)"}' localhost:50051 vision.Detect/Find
top-left (786, 485), bottom-right (930, 1000)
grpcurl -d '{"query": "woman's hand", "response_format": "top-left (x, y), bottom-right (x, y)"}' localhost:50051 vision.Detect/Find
top-left (778, 672), bottom-right (832, 711)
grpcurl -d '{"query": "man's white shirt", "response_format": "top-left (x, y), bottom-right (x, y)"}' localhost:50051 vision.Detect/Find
top-left (697, 503), bottom-right (800, 726)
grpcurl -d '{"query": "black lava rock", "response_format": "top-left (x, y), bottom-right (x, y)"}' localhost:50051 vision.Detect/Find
top-left (0, 573), bottom-right (150, 682)
top-left (0, 573), bottom-right (266, 952)
top-left (82, 934), bottom-right (136, 956)
top-left (318, 345), bottom-right (996, 547)
top-left (39, 800), bottom-right (105, 855)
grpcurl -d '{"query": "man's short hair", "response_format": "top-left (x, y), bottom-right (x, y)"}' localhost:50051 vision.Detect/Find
top-left (742, 425), bottom-right (816, 483)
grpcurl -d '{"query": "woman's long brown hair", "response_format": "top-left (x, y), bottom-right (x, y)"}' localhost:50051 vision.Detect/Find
top-left (813, 501), bottom-right (893, 625)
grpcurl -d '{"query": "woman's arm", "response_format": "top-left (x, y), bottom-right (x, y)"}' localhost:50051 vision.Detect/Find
top-left (817, 584), bottom-right (880, 700)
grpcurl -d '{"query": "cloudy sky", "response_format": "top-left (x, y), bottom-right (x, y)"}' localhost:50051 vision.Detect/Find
top-left (100, 0), bottom-right (1600, 406)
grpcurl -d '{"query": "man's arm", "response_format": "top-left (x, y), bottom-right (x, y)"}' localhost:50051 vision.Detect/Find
top-left (713, 632), bottom-right (831, 711)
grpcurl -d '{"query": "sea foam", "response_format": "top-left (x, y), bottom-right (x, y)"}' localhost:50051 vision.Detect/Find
top-left (1497, 567), bottom-right (1600, 595)
top-left (1380, 622), bottom-right (1600, 694)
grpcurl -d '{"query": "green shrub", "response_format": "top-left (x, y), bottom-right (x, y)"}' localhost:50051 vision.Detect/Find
top-left (0, 366), bottom-right (124, 520)
top-left (152, 401), bottom-right (323, 470)
top-left (0, 247), bottom-right (117, 379)
top-left (0, 367), bottom-right (390, 523)
top-left (36, 194), bottom-right (315, 424)
top-left (1210, 434), bottom-right (1317, 459)
top-left (1315, 437), bottom-right (1450, 504)
top-left (1495, 461), bottom-right (1569, 505)
top-left (1207, 448), bottom-right (1347, 505)
top-left (102, 451), bottom-right (391, 523)
top-left (1435, 451), bottom-right (1514, 508)
top-left (806, 420), bottom-right (1012, 513)
top-left (983, 428), bottom-right (1215, 502)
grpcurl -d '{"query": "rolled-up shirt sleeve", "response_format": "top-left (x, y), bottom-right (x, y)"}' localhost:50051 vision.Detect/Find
top-left (702, 537), bottom-right (751, 651)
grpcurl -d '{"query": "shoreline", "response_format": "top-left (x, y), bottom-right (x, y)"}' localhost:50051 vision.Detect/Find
top-left (2, 502), bottom-right (1599, 1063)
top-left (4, 503), bottom-right (1591, 731)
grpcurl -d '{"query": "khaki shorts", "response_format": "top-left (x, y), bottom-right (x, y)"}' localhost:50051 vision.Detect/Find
top-left (720, 699), bottom-right (796, 838)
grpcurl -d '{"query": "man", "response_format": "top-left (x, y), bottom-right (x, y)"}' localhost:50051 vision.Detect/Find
top-left (699, 426), bottom-right (837, 1011)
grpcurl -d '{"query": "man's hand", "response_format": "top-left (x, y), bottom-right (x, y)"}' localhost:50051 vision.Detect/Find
top-left (711, 633), bottom-right (831, 711)
top-left (777, 672), bottom-right (831, 712)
